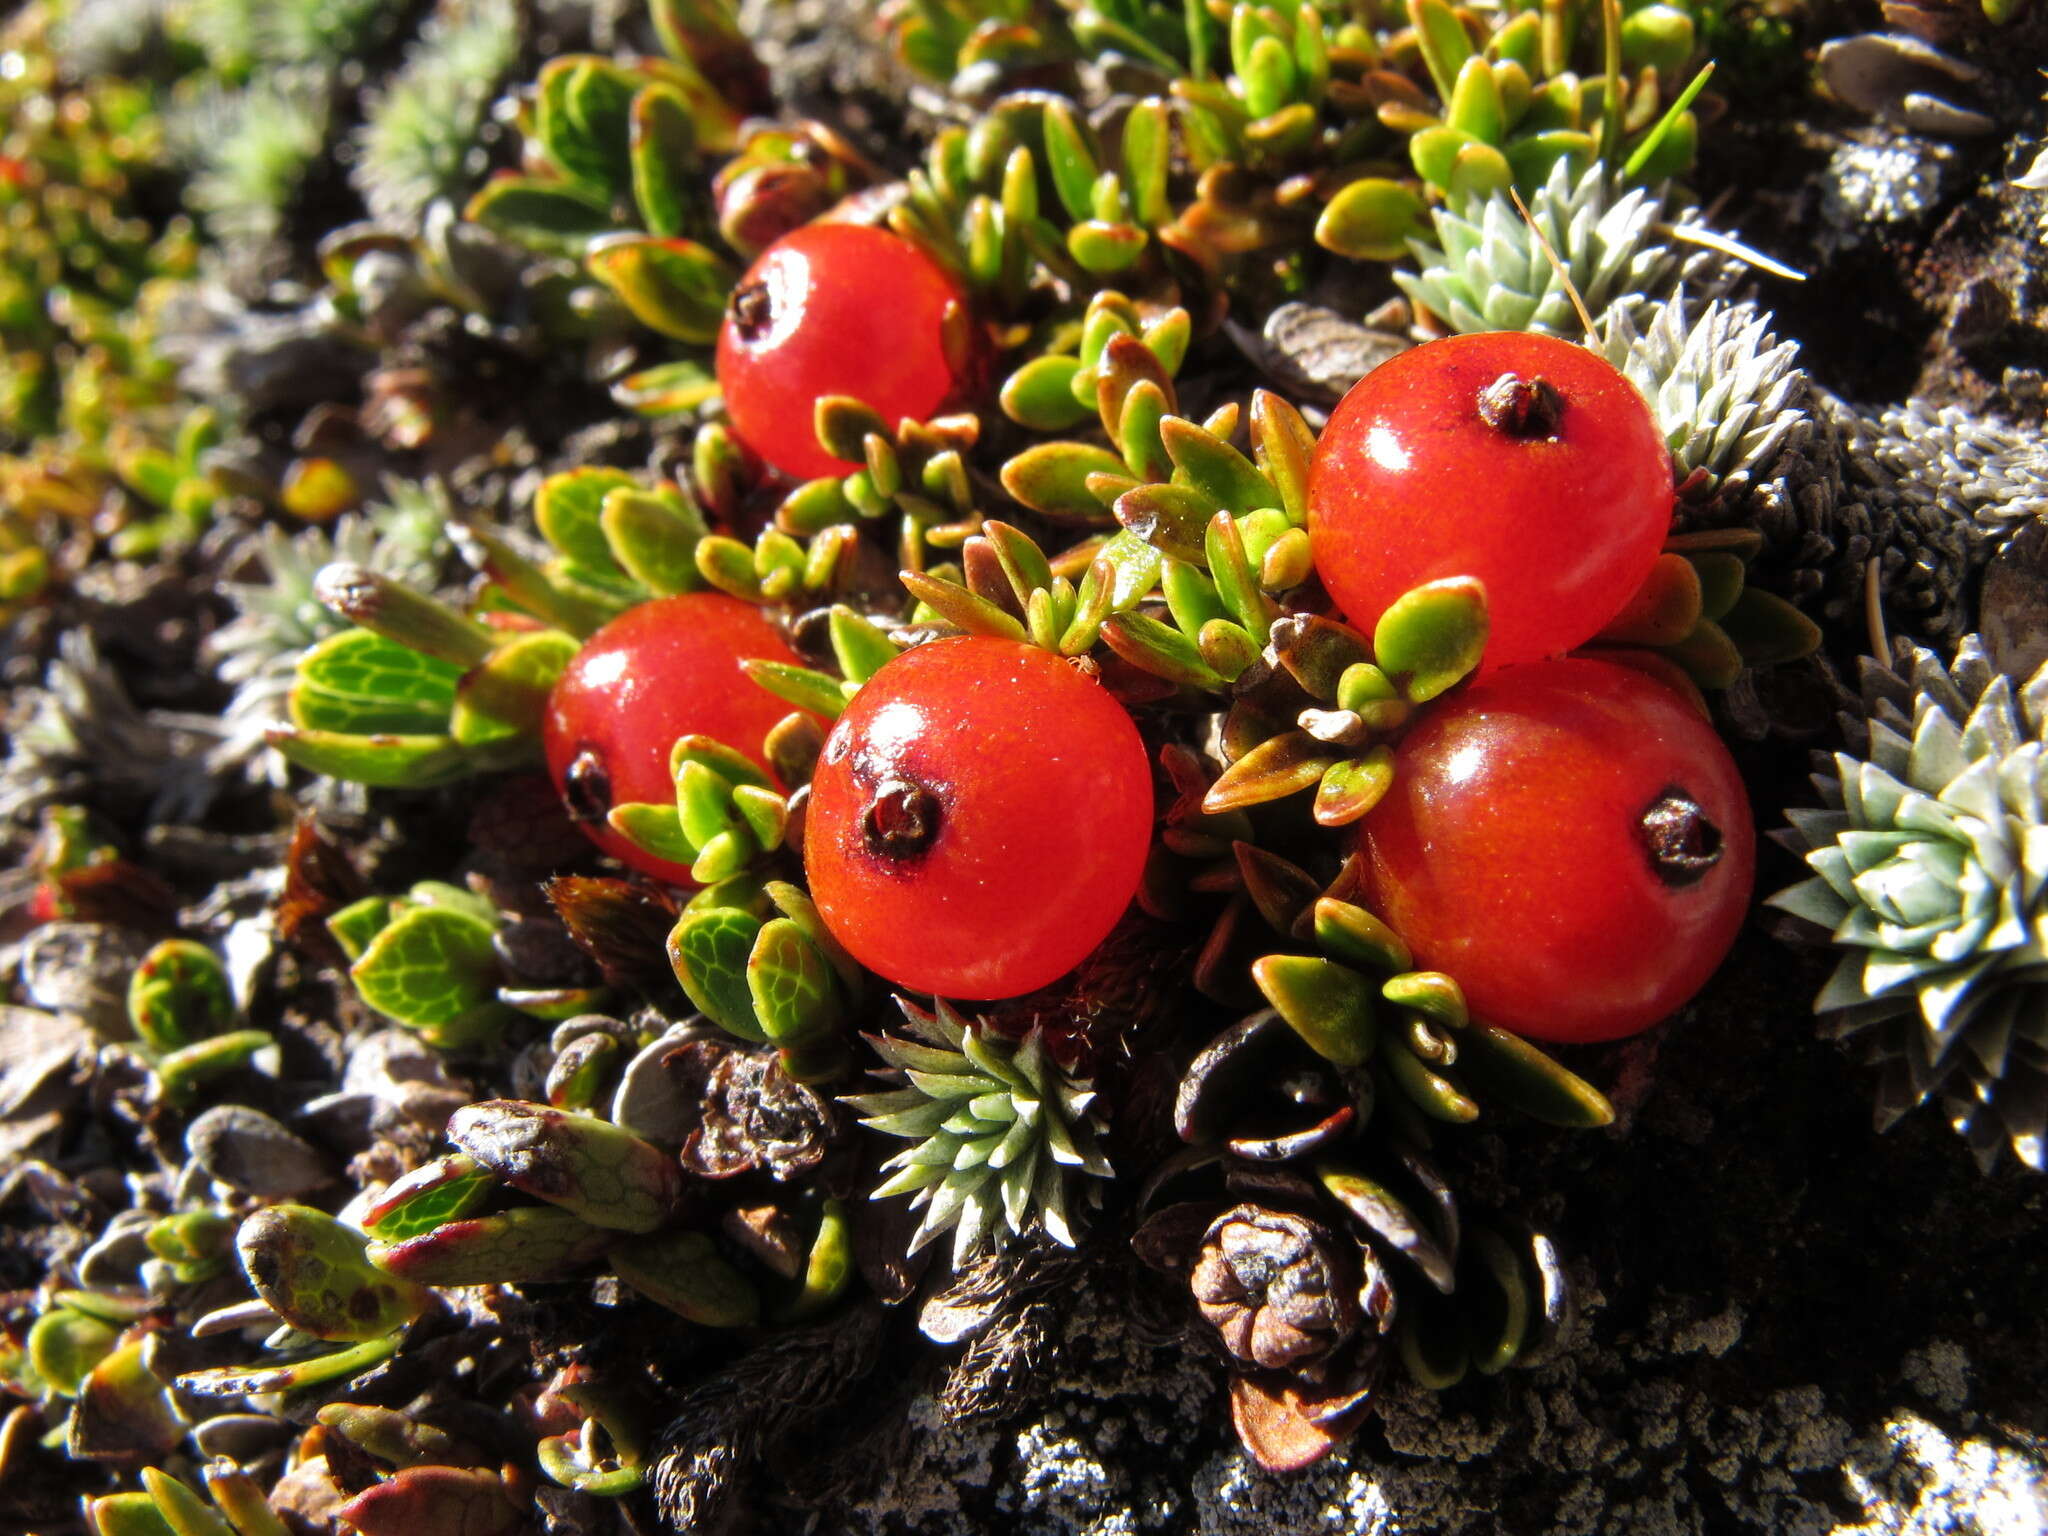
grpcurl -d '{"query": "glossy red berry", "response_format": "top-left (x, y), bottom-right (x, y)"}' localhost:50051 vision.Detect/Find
top-left (716, 222), bottom-right (979, 483)
top-left (1307, 331), bottom-right (1672, 671)
top-left (543, 593), bottom-right (807, 884)
top-left (1358, 657), bottom-right (1753, 1043)
top-left (804, 637), bottom-right (1153, 1000)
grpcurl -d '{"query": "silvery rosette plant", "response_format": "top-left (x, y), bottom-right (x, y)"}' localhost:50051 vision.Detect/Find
top-left (1772, 635), bottom-right (2048, 1171)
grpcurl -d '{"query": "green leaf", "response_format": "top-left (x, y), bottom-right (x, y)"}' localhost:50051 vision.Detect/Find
top-left (127, 939), bottom-right (233, 1055)
top-left (1453, 1021), bottom-right (1615, 1127)
top-left (1314, 897), bottom-right (1413, 974)
top-left (1446, 139), bottom-right (1514, 200)
top-left (1092, 527), bottom-right (1167, 611)
top-left (327, 896), bottom-right (394, 962)
top-left (829, 605), bottom-right (900, 684)
top-left (1241, 32), bottom-right (1296, 120)
top-left (1253, 955), bottom-right (1377, 1066)
top-left (139, 1470), bottom-right (235, 1536)
top-left (450, 630), bottom-right (580, 752)
top-left (1098, 611), bottom-right (1228, 689)
top-left (235, 1204), bottom-right (430, 1341)
top-left (612, 359), bottom-right (721, 417)
top-left (536, 468), bottom-right (639, 584)
top-left (740, 659), bottom-right (847, 720)
top-left (611, 1230), bottom-right (760, 1326)
top-left (458, 520), bottom-right (622, 637)
top-left (88, 1496), bottom-right (177, 1536)
top-left (464, 176), bottom-right (616, 255)
top-left (1598, 551), bottom-right (1703, 646)
top-left (1093, 329), bottom-right (1172, 444)
top-left (269, 728), bottom-right (474, 788)
top-left (540, 57), bottom-right (636, 196)
top-left (1666, 618), bottom-right (1744, 689)
top-left (1448, 53), bottom-right (1506, 142)
top-left (1040, 98), bottom-right (1100, 223)
top-left (586, 236), bottom-right (735, 344)
top-left (450, 1100), bottom-right (679, 1232)
top-left (1001, 355), bottom-right (1091, 432)
top-left (1408, 0), bottom-right (1475, 103)
top-left (1622, 61), bottom-right (1711, 182)
top-left (350, 905), bottom-right (503, 1036)
top-left (1068, 220), bottom-right (1147, 274)
top-left (154, 1030), bottom-right (276, 1105)
top-left (292, 630), bottom-right (461, 735)
top-left (695, 533), bottom-right (763, 600)
top-left (1408, 124), bottom-right (1481, 192)
top-left (1205, 513), bottom-right (1277, 638)
top-left (814, 395), bottom-right (891, 465)
top-left (1122, 99), bottom-right (1172, 226)
top-left (602, 486), bottom-right (707, 594)
top-left (1313, 747), bottom-right (1395, 826)
top-left (779, 477), bottom-right (857, 536)
top-left (1162, 556), bottom-right (1227, 638)
top-left (1719, 586), bottom-right (1823, 667)
top-left (28, 1308), bottom-right (117, 1397)
top-left (1114, 482), bottom-right (1215, 564)
top-left (368, 1206), bottom-right (610, 1286)
top-left (1203, 730), bottom-right (1337, 812)
top-left (629, 83), bottom-right (699, 237)
top-left (1372, 577), bottom-right (1489, 702)
top-left (1383, 970), bottom-right (1469, 1030)
top-left (748, 918), bottom-right (845, 1081)
top-left (362, 1154), bottom-right (496, 1242)
top-left (1116, 379), bottom-right (1173, 484)
top-left (1250, 389), bottom-right (1316, 524)
top-left (901, 570), bottom-right (1030, 642)
top-left (1503, 129), bottom-right (1596, 190)
top-left (676, 760), bottom-right (742, 851)
top-left (609, 802), bottom-right (697, 863)
top-left (1385, 1037), bottom-right (1481, 1122)
top-left (668, 907), bottom-right (766, 1040)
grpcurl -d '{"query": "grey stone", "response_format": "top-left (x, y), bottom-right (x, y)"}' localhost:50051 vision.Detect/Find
top-left (186, 1104), bottom-right (332, 1198)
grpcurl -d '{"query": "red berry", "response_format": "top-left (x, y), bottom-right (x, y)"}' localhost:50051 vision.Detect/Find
top-left (716, 223), bottom-right (979, 482)
top-left (804, 637), bottom-right (1153, 1000)
top-left (1357, 657), bottom-right (1752, 1043)
top-left (1307, 331), bottom-right (1672, 671)
top-left (543, 593), bottom-right (807, 884)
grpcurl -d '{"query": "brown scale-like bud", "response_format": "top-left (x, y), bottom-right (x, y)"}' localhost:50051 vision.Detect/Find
top-left (1189, 1205), bottom-right (1360, 1371)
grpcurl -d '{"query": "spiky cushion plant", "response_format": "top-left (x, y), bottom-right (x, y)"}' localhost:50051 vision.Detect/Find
top-left (1862, 398), bottom-right (2048, 547)
top-left (846, 1000), bottom-right (1112, 1269)
top-left (1395, 159), bottom-right (1729, 336)
top-left (1771, 635), bottom-right (2048, 1171)
top-left (1595, 293), bottom-right (1809, 495)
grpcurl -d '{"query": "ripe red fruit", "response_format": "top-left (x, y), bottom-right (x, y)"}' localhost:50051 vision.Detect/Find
top-left (1358, 657), bottom-right (1752, 1043)
top-left (543, 593), bottom-right (807, 884)
top-left (715, 222), bottom-right (979, 482)
top-left (1307, 331), bottom-right (1672, 671)
top-left (804, 637), bottom-right (1153, 1000)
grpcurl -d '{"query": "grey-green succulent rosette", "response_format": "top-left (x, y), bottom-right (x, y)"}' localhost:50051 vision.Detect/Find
top-left (1772, 636), bottom-right (2048, 1172)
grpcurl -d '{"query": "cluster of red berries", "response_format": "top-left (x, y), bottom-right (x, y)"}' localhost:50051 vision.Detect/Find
top-left (543, 221), bottom-right (1752, 1045)
top-left (1309, 332), bottom-right (1753, 1043)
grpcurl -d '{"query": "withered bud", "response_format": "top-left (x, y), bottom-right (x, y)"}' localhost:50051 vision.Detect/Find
top-left (1190, 1205), bottom-right (1360, 1371)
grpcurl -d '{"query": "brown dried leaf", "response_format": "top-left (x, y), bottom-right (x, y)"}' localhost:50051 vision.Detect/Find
top-left (277, 815), bottom-right (367, 967)
top-left (543, 875), bottom-right (679, 987)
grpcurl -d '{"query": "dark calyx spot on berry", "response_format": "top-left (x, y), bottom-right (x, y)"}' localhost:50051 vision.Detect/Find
top-left (729, 279), bottom-right (774, 343)
top-left (863, 776), bottom-right (942, 861)
top-left (562, 749), bottom-right (613, 825)
top-left (1637, 788), bottom-right (1724, 887)
top-left (1475, 373), bottom-right (1566, 440)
